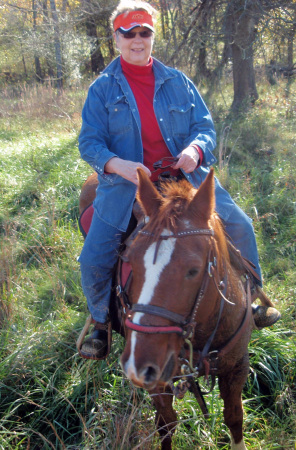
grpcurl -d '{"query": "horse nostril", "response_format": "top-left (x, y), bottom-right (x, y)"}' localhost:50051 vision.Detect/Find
top-left (142, 365), bottom-right (159, 385)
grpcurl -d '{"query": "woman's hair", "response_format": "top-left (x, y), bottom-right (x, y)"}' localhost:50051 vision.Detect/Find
top-left (110, 1), bottom-right (158, 29)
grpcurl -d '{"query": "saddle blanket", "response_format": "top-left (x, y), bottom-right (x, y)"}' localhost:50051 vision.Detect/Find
top-left (79, 203), bottom-right (94, 238)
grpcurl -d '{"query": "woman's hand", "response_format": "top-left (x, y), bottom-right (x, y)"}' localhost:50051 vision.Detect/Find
top-left (173, 146), bottom-right (200, 173)
top-left (104, 157), bottom-right (151, 185)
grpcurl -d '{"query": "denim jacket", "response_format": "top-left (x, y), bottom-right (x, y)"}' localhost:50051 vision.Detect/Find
top-left (79, 57), bottom-right (224, 231)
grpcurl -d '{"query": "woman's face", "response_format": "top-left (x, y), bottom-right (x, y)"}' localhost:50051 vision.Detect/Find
top-left (114, 26), bottom-right (154, 66)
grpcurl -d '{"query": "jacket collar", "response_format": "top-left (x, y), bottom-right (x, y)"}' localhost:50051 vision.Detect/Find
top-left (102, 56), bottom-right (176, 83)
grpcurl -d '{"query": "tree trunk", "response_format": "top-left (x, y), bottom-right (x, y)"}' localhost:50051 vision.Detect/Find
top-left (287, 11), bottom-right (296, 70)
top-left (107, 22), bottom-right (115, 61)
top-left (42, 0), bottom-right (53, 79)
top-left (85, 20), bottom-right (105, 74)
top-left (49, 0), bottom-right (63, 90)
top-left (32, 0), bottom-right (43, 82)
top-left (228, 1), bottom-right (259, 112)
top-left (197, 9), bottom-right (211, 79)
top-left (21, 51), bottom-right (28, 78)
top-left (159, 0), bottom-right (169, 39)
top-left (176, 0), bottom-right (185, 33)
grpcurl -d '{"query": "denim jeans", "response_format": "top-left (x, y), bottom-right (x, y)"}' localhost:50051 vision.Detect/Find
top-left (223, 207), bottom-right (262, 284)
top-left (79, 202), bottom-right (262, 324)
top-left (79, 210), bottom-right (123, 323)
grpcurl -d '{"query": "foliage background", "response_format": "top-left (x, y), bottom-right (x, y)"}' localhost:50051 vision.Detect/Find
top-left (0, 0), bottom-right (296, 449)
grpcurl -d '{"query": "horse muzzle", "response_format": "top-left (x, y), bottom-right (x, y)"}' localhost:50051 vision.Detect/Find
top-left (121, 348), bottom-right (178, 391)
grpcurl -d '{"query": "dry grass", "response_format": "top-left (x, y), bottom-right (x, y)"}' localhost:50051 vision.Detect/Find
top-left (0, 78), bottom-right (295, 449)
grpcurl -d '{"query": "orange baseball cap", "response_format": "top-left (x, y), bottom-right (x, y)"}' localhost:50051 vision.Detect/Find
top-left (113, 10), bottom-right (154, 32)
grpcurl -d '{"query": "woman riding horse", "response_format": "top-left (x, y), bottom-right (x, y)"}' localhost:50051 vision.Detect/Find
top-left (78, 0), bottom-right (280, 360)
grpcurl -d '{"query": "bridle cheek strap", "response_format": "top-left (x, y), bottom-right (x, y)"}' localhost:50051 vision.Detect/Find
top-left (125, 318), bottom-right (183, 335)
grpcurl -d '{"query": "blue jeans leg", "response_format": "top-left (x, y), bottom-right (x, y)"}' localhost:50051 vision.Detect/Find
top-left (78, 211), bottom-right (123, 323)
top-left (222, 205), bottom-right (262, 285)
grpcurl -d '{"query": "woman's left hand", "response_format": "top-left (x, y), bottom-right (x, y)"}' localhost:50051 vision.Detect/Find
top-left (172, 146), bottom-right (200, 173)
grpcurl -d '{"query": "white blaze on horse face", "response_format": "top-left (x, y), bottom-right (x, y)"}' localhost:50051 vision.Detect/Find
top-left (123, 230), bottom-right (176, 380)
top-left (231, 436), bottom-right (247, 450)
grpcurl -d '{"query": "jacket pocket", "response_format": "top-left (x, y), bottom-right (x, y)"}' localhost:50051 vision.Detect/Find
top-left (106, 96), bottom-right (132, 135)
top-left (168, 102), bottom-right (194, 137)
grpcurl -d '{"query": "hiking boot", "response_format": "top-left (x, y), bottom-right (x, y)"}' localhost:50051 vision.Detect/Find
top-left (80, 322), bottom-right (109, 360)
top-left (252, 305), bottom-right (281, 329)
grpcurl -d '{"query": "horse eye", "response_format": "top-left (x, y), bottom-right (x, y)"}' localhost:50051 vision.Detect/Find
top-left (186, 268), bottom-right (199, 279)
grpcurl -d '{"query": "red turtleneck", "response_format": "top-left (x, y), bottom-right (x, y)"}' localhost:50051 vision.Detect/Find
top-left (120, 56), bottom-right (203, 181)
top-left (121, 56), bottom-right (181, 181)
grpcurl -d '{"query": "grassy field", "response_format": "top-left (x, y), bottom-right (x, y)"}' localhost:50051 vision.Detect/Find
top-left (0, 78), bottom-right (295, 449)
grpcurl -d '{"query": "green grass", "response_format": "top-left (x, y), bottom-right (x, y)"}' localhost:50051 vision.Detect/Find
top-left (0, 78), bottom-right (295, 449)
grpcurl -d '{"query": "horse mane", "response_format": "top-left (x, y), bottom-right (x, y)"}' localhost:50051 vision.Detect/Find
top-left (209, 213), bottom-right (232, 276)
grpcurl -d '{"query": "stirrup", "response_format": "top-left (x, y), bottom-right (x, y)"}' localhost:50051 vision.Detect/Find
top-left (76, 315), bottom-right (112, 360)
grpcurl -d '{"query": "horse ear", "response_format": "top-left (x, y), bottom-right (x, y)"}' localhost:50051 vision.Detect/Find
top-left (189, 168), bottom-right (215, 221)
top-left (136, 168), bottom-right (162, 217)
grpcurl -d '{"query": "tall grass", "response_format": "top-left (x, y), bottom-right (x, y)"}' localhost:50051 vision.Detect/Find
top-left (0, 78), bottom-right (295, 449)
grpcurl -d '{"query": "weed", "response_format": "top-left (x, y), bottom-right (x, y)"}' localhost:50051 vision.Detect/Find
top-left (0, 80), bottom-right (295, 449)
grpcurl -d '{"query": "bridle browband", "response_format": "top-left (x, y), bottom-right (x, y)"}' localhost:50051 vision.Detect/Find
top-left (139, 228), bottom-right (215, 265)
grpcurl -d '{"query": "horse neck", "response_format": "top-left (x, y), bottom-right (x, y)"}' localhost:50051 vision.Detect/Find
top-left (192, 237), bottom-right (246, 349)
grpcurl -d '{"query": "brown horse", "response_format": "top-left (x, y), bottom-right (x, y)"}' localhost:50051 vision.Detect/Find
top-left (78, 168), bottom-right (273, 450)
top-left (79, 171), bottom-right (98, 215)
top-left (120, 168), bottom-right (255, 450)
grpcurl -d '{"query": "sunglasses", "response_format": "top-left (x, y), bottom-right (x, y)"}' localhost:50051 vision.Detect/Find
top-left (118, 29), bottom-right (153, 39)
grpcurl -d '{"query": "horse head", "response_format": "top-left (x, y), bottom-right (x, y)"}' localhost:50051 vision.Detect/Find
top-left (120, 168), bottom-right (233, 391)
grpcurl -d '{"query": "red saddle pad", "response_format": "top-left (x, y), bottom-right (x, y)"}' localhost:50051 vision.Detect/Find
top-left (79, 204), bottom-right (94, 238)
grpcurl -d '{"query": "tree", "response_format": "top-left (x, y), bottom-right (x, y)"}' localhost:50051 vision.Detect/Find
top-left (153, 0), bottom-right (296, 111)
top-left (226, 0), bottom-right (259, 111)
top-left (0, 0), bottom-right (295, 107)
top-left (81, 0), bottom-right (102, 74)
top-left (49, 0), bottom-right (63, 89)
top-left (79, 0), bottom-right (115, 74)
top-left (32, 0), bottom-right (43, 82)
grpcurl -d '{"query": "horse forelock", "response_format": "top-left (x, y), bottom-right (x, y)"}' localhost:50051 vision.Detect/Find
top-left (146, 180), bottom-right (197, 237)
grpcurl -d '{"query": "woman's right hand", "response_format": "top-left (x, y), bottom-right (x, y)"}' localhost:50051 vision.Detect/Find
top-left (104, 157), bottom-right (151, 185)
